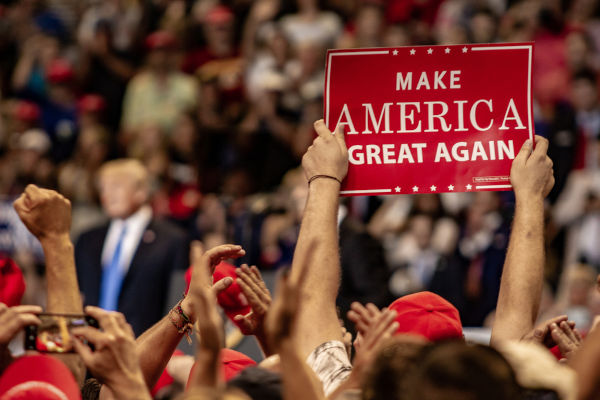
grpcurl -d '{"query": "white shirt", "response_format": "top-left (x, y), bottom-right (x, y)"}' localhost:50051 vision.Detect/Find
top-left (101, 205), bottom-right (153, 275)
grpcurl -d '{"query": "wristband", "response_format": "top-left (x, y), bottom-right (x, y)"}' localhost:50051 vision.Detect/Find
top-left (169, 299), bottom-right (193, 344)
top-left (308, 174), bottom-right (342, 186)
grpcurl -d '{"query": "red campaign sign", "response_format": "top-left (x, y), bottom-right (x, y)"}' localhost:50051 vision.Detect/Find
top-left (324, 43), bottom-right (534, 196)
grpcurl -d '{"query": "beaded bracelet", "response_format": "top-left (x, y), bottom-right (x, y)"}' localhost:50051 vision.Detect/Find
top-left (169, 299), bottom-right (194, 344)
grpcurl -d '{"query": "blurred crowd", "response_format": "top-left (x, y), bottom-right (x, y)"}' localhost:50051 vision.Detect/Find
top-left (1, 0), bottom-right (600, 333)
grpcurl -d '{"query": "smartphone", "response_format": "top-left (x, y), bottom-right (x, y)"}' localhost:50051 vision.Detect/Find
top-left (24, 313), bottom-right (99, 353)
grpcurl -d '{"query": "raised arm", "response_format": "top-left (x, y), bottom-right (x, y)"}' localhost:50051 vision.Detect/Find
top-left (290, 119), bottom-right (348, 358)
top-left (13, 185), bottom-right (82, 314)
top-left (490, 137), bottom-right (555, 345)
top-left (135, 243), bottom-right (244, 388)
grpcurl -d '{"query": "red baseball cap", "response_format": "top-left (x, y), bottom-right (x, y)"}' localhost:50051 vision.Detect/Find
top-left (186, 349), bottom-right (256, 388)
top-left (145, 31), bottom-right (178, 50)
top-left (14, 101), bottom-right (40, 122)
top-left (388, 291), bottom-right (463, 342)
top-left (46, 59), bottom-right (74, 84)
top-left (185, 262), bottom-right (252, 328)
top-left (0, 354), bottom-right (81, 400)
top-left (77, 94), bottom-right (106, 113)
top-left (0, 257), bottom-right (25, 307)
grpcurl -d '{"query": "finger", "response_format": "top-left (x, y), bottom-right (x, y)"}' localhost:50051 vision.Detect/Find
top-left (12, 194), bottom-right (28, 213)
top-left (313, 119), bottom-right (333, 140)
top-left (249, 266), bottom-right (264, 284)
top-left (560, 321), bottom-right (578, 343)
top-left (84, 306), bottom-right (119, 331)
top-left (365, 303), bottom-right (381, 319)
top-left (363, 310), bottom-right (398, 349)
top-left (532, 135), bottom-right (549, 158)
top-left (238, 270), bottom-right (270, 304)
top-left (237, 278), bottom-right (263, 308)
top-left (334, 124), bottom-right (347, 151)
top-left (514, 139), bottom-right (533, 165)
top-left (11, 305), bottom-right (44, 315)
top-left (550, 323), bottom-right (573, 353)
top-left (71, 326), bottom-right (106, 346)
top-left (233, 314), bottom-right (253, 331)
top-left (573, 328), bottom-right (583, 343)
top-left (190, 241), bottom-right (204, 269)
top-left (212, 277), bottom-right (233, 294)
top-left (72, 336), bottom-right (95, 365)
top-left (347, 310), bottom-right (369, 333)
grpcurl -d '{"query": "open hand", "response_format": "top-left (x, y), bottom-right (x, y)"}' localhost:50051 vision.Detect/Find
top-left (234, 264), bottom-right (271, 336)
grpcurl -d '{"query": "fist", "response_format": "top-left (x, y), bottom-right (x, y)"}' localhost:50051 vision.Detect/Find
top-left (510, 136), bottom-right (555, 199)
top-left (13, 185), bottom-right (71, 240)
top-left (302, 120), bottom-right (349, 183)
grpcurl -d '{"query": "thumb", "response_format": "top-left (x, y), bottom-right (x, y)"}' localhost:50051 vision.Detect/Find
top-left (212, 277), bottom-right (233, 294)
top-left (514, 139), bottom-right (533, 165)
top-left (334, 124), bottom-right (347, 152)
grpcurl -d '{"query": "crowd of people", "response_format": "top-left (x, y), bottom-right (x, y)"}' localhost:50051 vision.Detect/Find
top-left (1, 0), bottom-right (600, 398)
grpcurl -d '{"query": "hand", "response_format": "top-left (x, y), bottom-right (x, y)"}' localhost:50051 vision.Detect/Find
top-left (0, 303), bottom-right (42, 346)
top-left (182, 242), bottom-right (245, 322)
top-left (341, 324), bottom-right (353, 359)
top-left (521, 315), bottom-right (573, 348)
top-left (13, 184), bottom-right (71, 241)
top-left (510, 136), bottom-right (555, 200)
top-left (302, 120), bottom-right (348, 183)
top-left (265, 271), bottom-right (302, 353)
top-left (187, 242), bottom-right (225, 354)
top-left (347, 302), bottom-right (384, 336)
top-left (234, 264), bottom-right (271, 336)
top-left (550, 321), bottom-right (582, 360)
top-left (72, 306), bottom-right (150, 400)
top-left (350, 309), bottom-right (398, 378)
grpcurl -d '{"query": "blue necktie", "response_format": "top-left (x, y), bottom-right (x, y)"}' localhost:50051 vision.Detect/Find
top-left (99, 225), bottom-right (128, 311)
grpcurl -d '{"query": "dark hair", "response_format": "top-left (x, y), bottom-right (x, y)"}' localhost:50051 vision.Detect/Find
top-left (401, 341), bottom-right (521, 400)
top-left (362, 336), bottom-right (429, 400)
top-left (227, 367), bottom-right (283, 400)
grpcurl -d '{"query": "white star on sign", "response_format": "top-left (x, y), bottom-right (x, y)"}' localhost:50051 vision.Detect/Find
top-left (445, 47), bottom-right (451, 54)
top-left (392, 49), bottom-right (399, 55)
top-left (462, 46), bottom-right (468, 53)
top-left (412, 186), bottom-right (419, 192)
top-left (394, 186), bottom-right (401, 192)
top-left (410, 49), bottom-right (416, 55)
top-left (430, 185), bottom-right (437, 191)
top-left (466, 184), bottom-right (473, 190)
top-left (427, 48), bottom-right (433, 54)
top-left (448, 185), bottom-right (454, 191)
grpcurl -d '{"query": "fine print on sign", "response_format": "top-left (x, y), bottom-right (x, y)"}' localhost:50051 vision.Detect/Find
top-left (324, 43), bottom-right (534, 196)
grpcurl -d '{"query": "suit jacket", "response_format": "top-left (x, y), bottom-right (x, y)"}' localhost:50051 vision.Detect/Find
top-left (75, 218), bottom-right (189, 336)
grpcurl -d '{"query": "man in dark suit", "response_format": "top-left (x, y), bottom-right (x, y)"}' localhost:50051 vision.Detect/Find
top-left (75, 159), bottom-right (188, 336)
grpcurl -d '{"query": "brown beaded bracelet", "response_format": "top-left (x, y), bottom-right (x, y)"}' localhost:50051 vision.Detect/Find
top-left (169, 299), bottom-right (193, 344)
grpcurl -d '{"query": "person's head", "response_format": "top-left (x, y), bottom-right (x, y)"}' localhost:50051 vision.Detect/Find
top-left (571, 68), bottom-right (598, 111)
top-left (46, 59), bottom-right (75, 105)
top-left (226, 367), bottom-right (282, 400)
top-left (145, 31), bottom-right (178, 73)
top-left (0, 354), bottom-right (81, 399)
top-left (469, 8), bottom-right (498, 43)
top-left (363, 335), bottom-right (428, 400)
top-left (203, 5), bottom-right (234, 56)
top-left (97, 159), bottom-right (150, 219)
top-left (402, 342), bottom-right (521, 400)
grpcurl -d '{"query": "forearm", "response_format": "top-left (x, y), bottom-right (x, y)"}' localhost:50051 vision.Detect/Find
top-left (492, 193), bottom-right (545, 343)
top-left (572, 327), bottom-right (600, 400)
top-left (188, 348), bottom-right (221, 389)
top-left (290, 178), bottom-right (341, 293)
top-left (280, 343), bottom-right (326, 400)
top-left (41, 234), bottom-right (82, 313)
top-left (135, 314), bottom-right (186, 388)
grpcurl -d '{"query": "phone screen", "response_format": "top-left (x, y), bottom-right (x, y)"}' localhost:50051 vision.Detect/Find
top-left (24, 313), bottom-right (98, 353)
